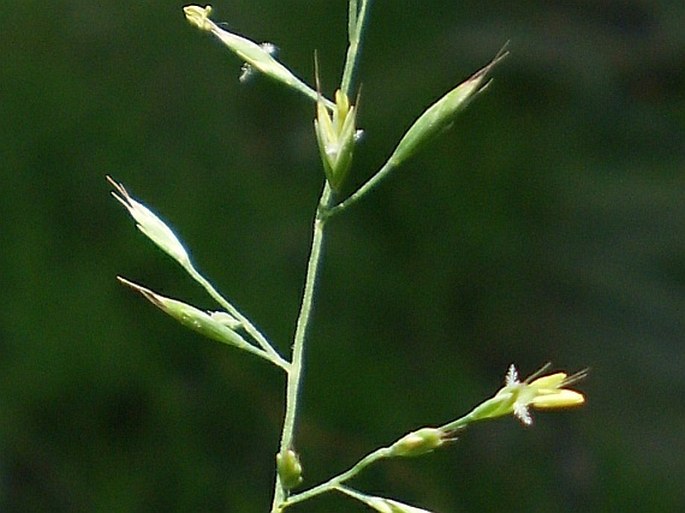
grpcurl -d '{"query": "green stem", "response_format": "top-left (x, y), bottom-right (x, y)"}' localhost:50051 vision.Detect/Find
top-left (439, 412), bottom-right (477, 433)
top-left (270, 184), bottom-right (334, 513)
top-left (340, 0), bottom-right (373, 98)
top-left (281, 410), bottom-right (482, 509)
top-left (283, 446), bottom-right (392, 508)
top-left (271, 3), bottom-right (374, 510)
top-left (323, 159), bottom-right (395, 219)
top-left (187, 266), bottom-right (290, 371)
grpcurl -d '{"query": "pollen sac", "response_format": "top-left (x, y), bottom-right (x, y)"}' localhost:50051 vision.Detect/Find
top-left (276, 449), bottom-right (303, 490)
top-left (314, 90), bottom-right (357, 191)
top-left (183, 5), bottom-right (213, 31)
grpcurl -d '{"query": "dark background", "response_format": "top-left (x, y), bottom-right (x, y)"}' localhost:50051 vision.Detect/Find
top-left (1, 1), bottom-right (684, 512)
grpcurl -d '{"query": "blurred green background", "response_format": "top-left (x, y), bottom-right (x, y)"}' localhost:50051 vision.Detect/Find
top-left (1, 0), bottom-right (684, 511)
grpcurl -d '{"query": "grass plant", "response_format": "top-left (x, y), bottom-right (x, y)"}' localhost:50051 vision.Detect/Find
top-left (110, 3), bottom-right (586, 512)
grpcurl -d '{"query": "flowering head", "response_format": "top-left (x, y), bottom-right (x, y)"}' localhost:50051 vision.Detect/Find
top-left (387, 426), bottom-right (460, 457)
top-left (503, 363), bottom-right (587, 425)
top-left (184, 5), bottom-right (328, 105)
top-left (276, 448), bottom-right (303, 490)
top-left (315, 89), bottom-right (358, 191)
top-left (108, 176), bottom-right (192, 271)
top-left (466, 363), bottom-right (587, 426)
top-left (116, 277), bottom-right (253, 353)
top-left (336, 486), bottom-right (437, 513)
top-left (387, 47), bottom-right (507, 169)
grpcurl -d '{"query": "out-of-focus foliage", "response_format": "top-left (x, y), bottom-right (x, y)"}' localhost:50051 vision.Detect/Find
top-left (1, 1), bottom-right (684, 512)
